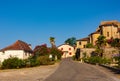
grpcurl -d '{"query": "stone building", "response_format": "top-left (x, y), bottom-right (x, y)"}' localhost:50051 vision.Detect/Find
top-left (77, 20), bottom-right (120, 49)
top-left (76, 37), bottom-right (89, 48)
top-left (76, 20), bottom-right (120, 59)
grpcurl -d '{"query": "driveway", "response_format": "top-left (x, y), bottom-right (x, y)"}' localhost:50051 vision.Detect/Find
top-left (45, 58), bottom-right (120, 81)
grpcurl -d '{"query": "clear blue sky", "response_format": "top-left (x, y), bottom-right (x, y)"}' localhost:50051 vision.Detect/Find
top-left (0, 0), bottom-right (120, 49)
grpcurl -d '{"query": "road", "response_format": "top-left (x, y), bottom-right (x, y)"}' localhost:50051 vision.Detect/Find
top-left (44, 58), bottom-right (120, 81)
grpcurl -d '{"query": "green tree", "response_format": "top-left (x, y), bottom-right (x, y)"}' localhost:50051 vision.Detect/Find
top-left (95, 35), bottom-right (107, 57)
top-left (50, 47), bottom-right (62, 60)
top-left (111, 38), bottom-right (120, 48)
top-left (49, 37), bottom-right (56, 48)
top-left (96, 35), bottom-right (106, 48)
top-left (86, 43), bottom-right (94, 48)
top-left (33, 44), bottom-right (50, 57)
top-left (109, 38), bottom-right (120, 68)
top-left (64, 37), bottom-right (76, 46)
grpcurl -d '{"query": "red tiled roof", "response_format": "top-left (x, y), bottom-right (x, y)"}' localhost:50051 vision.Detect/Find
top-left (99, 20), bottom-right (119, 27)
top-left (89, 31), bottom-right (100, 36)
top-left (0, 40), bottom-right (33, 52)
top-left (77, 37), bottom-right (89, 41)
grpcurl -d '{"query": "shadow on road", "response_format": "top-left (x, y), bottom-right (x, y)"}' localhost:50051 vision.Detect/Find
top-left (100, 64), bottom-right (120, 74)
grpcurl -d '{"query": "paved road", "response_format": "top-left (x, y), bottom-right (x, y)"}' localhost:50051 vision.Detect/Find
top-left (45, 58), bottom-right (120, 81)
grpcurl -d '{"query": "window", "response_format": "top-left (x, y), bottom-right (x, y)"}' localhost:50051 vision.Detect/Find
top-left (83, 45), bottom-right (86, 48)
top-left (61, 48), bottom-right (63, 50)
top-left (79, 42), bottom-right (81, 45)
top-left (107, 32), bottom-right (109, 37)
top-left (69, 48), bottom-right (71, 50)
top-left (69, 52), bottom-right (72, 55)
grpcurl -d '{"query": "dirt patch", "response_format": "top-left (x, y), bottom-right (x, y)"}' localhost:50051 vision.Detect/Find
top-left (0, 63), bottom-right (59, 81)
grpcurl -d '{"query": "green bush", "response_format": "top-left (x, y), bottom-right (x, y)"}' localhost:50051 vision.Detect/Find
top-left (1, 57), bottom-right (25, 69)
top-left (72, 55), bottom-right (76, 60)
top-left (24, 56), bottom-right (40, 67)
top-left (50, 48), bottom-right (62, 61)
top-left (72, 55), bottom-right (81, 61)
top-left (37, 55), bottom-right (55, 65)
top-left (113, 56), bottom-right (120, 68)
top-left (100, 58), bottom-right (111, 64)
top-left (24, 55), bottom-right (55, 67)
top-left (87, 56), bottom-right (100, 64)
top-left (87, 56), bottom-right (111, 65)
top-left (1, 55), bottom-right (55, 69)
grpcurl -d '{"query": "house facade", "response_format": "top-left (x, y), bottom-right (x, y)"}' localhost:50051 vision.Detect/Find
top-left (58, 44), bottom-right (75, 58)
top-left (99, 20), bottom-right (119, 39)
top-left (0, 40), bottom-right (33, 63)
top-left (76, 37), bottom-right (89, 48)
top-left (89, 31), bottom-right (100, 45)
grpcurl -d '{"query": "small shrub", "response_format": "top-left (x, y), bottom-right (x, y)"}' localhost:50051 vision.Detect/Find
top-left (113, 54), bottom-right (120, 68)
top-left (24, 57), bottom-right (40, 67)
top-left (72, 55), bottom-right (76, 60)
top-left (37, 55), bottom-right (54, 65)
top-left (88, 56), bottom-right (100, 64)
top-left (1, 57), bottom-right (25, 69)
top-left (87, 56), bottom-right (111, 65)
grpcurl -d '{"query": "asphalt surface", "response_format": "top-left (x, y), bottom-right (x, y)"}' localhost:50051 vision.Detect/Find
top-left (44, 58), bottom-right (120, 81)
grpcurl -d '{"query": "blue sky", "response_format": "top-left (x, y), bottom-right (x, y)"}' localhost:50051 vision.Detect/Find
top-left (0, 0), bottom-right (120, 49)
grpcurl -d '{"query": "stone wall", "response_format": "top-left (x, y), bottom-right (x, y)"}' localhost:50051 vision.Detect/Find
top-left (80, 48), bottom-right (95, 58)
top-left (103, 48), bottom-right (119, 59)
top-left (80, 48), bottom-right (119, 59)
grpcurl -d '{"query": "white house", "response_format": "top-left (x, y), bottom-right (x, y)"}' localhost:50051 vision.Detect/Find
top-left (58, 44), bottom-right (75, 58)
top-left (0, 40), bottom-right (33, 63)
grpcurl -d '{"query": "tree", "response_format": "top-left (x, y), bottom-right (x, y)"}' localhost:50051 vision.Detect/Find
top-left (86, 43), bottom-right (94, 48)
top-left (109, 38), bottom-right (120, 68)
top-left (96, 35), bottom-right (106, 48)
top-left (64, 37), bottom-right (76, 46)
top-left (49, 47), bottom-right (62, 60)
top-left (95, 35), bottom-right (107, 57)
top-left (49, 37), bottom-right (56, 48)
top-left (33, 44), bottom-right (50, 57)
top-left (110, 38), bottom-right (120, 48)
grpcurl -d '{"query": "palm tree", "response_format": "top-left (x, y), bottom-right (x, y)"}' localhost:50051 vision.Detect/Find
top-left (49, 37), bottom-right (56, 48)
top-left (96, 35), bottom-right (106, 48)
